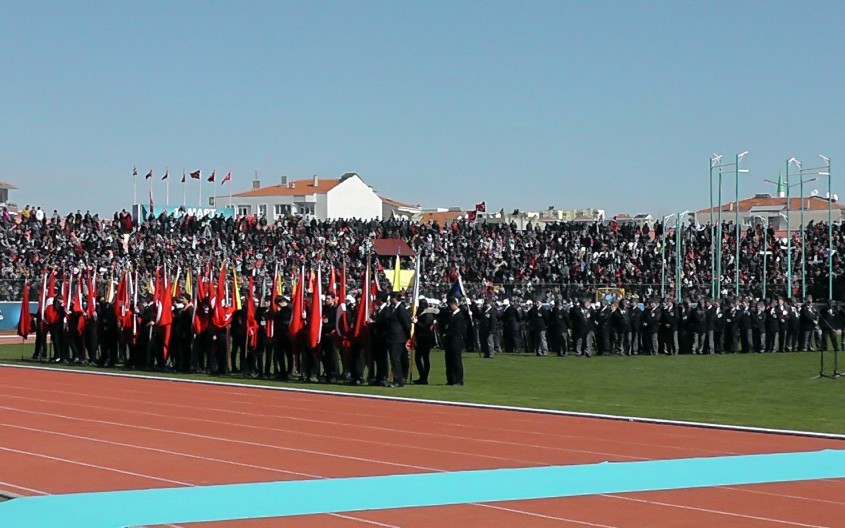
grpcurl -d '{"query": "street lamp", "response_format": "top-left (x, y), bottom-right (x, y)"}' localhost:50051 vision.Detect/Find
top-left (661, 213), bottom-right (674, 299)
top-left (818, 155), bottom-right (833, 300)
top-left (734, 151), bottom-right (750, 298)
top-left (709, 155), bottom-right (723, 299)
top-left (676, 210), bottom-right (691, 302)
top-left (711, 151), bottom-right (748, 299)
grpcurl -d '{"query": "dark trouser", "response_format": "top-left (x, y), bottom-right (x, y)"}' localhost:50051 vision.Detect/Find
top-left (766, 329), bottom-right (779, 352)
top-left (349, 342), bottom-right (367, 382)
top-left (302, 348), bottom-right (320, 380)
top-left (230, 333), bottom-right (245, 371)
top-left (445, 346), bottom-right (464, 385)
top-left (101, 330), bottom-right (118, 366)
top-left (321, 338), bottom-right (338, 380)
top-left (272, 338), bottom-right (289, 377)
top-left (575, 332), bottom-right (594, 357)
top-left (692, 332), bottom-right (705, 354)
top-left (754, 330), bottom-right (765, 353)
top-left (32, 327), bottom-right (47, 359)
top-left (504, 326), bottom-right (523, 353)
top-left (596, 330), bottom-right (610, 355)
top-left (388, 342), bottom-right (408, 384)
top-left (777, 328), bottom-right (788, 351)
top-left (480, 330), bottom-right (494, 357)
top-left (821, 329), bottom-right (840, 351)
top-left (728, 328), bottom-right (739, 353)
top-left (801, 329), bottom-right (821, 351)
top-left (612, 331), bottom-right (630, 355)
top-left (373, 343), bottom-right (389, 384)
top-left (414, 338), bottom-right (433, 382)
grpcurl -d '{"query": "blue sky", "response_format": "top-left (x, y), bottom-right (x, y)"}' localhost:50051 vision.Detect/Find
top-left (1, 1), bottom-right (843, 217)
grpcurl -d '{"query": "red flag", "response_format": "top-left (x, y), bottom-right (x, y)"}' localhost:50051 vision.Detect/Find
top-left (114, 272), bottom-right (132, 329)
top-left (16, 280), bottom-right (32, 339)
top-left (87, 270), bottom-right (96, 321)
top-left (306, 267), bottom-right (322, 349)
top-left (190, 170), bottom-right (201, 180)
top-left (336, 265), bottom-right (351, 343)
top-left (145, 169), bottom-right (153, 180)
top-left (156, 268), bottom-right (173, 327)
top-left (211, 262), bottom-right (232, 328)
top-left (475, 201), bottom-right (486, 212)
top-left (352, 268), bottom-right (370, 343)
top-left (72, 275), bottom-right (84, 315)
top-left (467, 210), bottom-right (477, 223)
top-left (37, 272), bottom-right (47, 328)
top-left (327, 265), bottom-right (337, 296)
top-left (288, 267), bottom-right (305, 341)
top-left (161, 169), bottom-right (169, 181)
top-left (207, 170), bottom-right (216, 183)
top-left (221, 171), bottom-right (231, 185)
top-left (245, 276), bottom-right (258, 348)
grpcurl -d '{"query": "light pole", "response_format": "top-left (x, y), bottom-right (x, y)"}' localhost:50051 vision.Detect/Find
top-left (709, 155), bottom-right (722, 299)
top-left (661, 213), bottom-right (674, 299)
top-left (791, 158), bottom-right (821, 299)
top-left (819, 155), bottom-right (833, 300)
top-left (676, 210), bottom-right (691, 302)
top-left (711, 153), bottom-right (747, 299)
top-left (734, 151), bottom-right (750, 298)
top-left (752, 214), bottom-right (772, 299)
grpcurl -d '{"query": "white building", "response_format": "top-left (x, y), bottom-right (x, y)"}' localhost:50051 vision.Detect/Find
top-left (215, 173), bottom-right (386, 221)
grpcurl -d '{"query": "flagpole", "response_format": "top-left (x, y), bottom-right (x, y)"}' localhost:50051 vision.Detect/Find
top-left (198, 171), bottom-right (203, 210)
top-left (229, 174), bottom-right (232, 207)
top-left (148, 167), bottom-right (152, 204)
top-left (182, 169), bottom-right (186, 207)
top-left (166, 167), bottom-right (170, 206)
top-left (132, 167), bottom-right (137, 206)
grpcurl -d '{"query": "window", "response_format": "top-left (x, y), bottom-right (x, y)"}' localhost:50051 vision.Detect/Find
top-left (274, 204), bottom-right (291, 218)
top-left (258, 204), bottom-right (267, 218)
top-left (237, 205), bottom-right (251, 216)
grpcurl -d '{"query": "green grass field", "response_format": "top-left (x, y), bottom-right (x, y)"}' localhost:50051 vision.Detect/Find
top-left (2, 343), bottom-right (844, 435)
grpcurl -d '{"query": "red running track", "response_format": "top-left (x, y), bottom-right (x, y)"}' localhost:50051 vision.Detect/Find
top-left (0, 366), bottom-right (843, 528)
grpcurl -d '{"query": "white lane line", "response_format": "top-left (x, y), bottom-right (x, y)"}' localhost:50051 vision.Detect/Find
top-left (0, 385), bottom-right (653, 462)
top-left (475, 503), bottom-right (621, 527)
top-left (722, 485), bottom-right (845, 506)
top-left (0, 480), bottom-right (48, 496)
top-left (5, 363), bottom-right (843, 441)
top-left (0, 445), bottom-right (192, 486)
top-left (0, 404), bottom-right (441, 473)
top-left (603, 493), bottom-right (835, 528)
top-left (0, 423), bottom-right (323, 479)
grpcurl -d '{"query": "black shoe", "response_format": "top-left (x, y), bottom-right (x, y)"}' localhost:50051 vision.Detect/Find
top-left (413, 379), bottom-right (428, 385)
top-left (388, 382), bottom-right (405, 388)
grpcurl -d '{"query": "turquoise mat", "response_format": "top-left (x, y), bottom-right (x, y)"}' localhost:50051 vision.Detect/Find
top-left (2, 449), bottom-right (845, 528)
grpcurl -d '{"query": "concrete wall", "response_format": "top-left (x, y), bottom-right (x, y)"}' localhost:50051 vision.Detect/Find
top-left (326, 175), bottom-right (382, 220)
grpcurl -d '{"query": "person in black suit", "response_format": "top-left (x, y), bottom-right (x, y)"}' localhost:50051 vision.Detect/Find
top-left (610, 299), bottom-right (630, 355)
top-left (526, 299), bottom-right (549, 356)
top-left (478, 300), bottom-right (498, 358)
top-left (500, 299), bottom-right (522, 353)
top-left (412, 298), bottom-right (437, 384)
top-left (444, 297), bottom-right (466, 385)
top-left (800, 296), bottom-right (820, 351)
top-left (642, 298), bottom-right (661, 355)
top-left (370, 291), bottom-right (391, 386)
top-left (386, 292), bottom-right (412, 387)
top-left (820, 299), bottom-right (841, 352)
top-left (570, 298), bottom-right (594, 357)
top-left (690, 298), bottom-right (707, 354)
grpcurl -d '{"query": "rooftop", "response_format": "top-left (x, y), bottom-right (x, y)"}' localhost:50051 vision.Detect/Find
top-left (696, 195), bottom-right (844, 215)
top-left (234, 177), bottom-right (342, 198)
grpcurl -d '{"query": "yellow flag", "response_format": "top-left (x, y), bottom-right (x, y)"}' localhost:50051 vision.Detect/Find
top-left (392, 254), bottom-right (402, 292)
top-left (232, 266), bottom-right (242, 310)
top-left (185, 268), bottom-right (193, 297)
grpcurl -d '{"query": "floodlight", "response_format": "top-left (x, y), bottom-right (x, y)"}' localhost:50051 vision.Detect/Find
top-left (820, 154), bottom-right (830, 163)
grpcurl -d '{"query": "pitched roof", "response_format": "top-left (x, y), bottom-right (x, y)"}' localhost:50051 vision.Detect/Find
top-left (696, 196), bottom-right (844, 215)
top-left (0, 180), bottom-right (18, 190)
top-left (421, 210), bottom-right (466, 225)
top-left (373, 238), bottom-right (416, 257)
top-left (233, 178), bottom-right (342, 198)
top-left (381, 196), bottom-right (419, 209)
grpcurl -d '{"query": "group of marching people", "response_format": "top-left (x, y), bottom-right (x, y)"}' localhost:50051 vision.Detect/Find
top-left (480, 294), bottom-right (845, 357)
top-left (18, 260), bottom-right (468, 387)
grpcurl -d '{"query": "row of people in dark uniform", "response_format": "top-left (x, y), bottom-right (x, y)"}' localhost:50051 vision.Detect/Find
top-left (443, 295), bottom-right (845, 357)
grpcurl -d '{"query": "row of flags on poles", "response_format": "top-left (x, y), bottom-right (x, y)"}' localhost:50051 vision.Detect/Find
top-left (15, 257), bottom-right (430, 359)
top-left (134, 167), bottom-right (232, 184)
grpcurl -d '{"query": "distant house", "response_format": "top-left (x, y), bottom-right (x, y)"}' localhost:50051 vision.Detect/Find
top-left (695, 193), bottom-right (844, 232)
top-left (381, 197), bottom-right (422, 220)
top-left (217, 173), bottom-right (384, 221)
